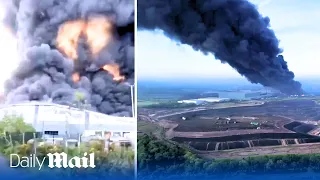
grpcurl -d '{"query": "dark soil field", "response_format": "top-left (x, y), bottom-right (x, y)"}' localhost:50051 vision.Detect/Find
top-left (284, 121), bottom-right (317, 133)
top-left (139, 99), bottom-right (320, 156)
top-left (200, 143), bottom-right (320, 159)
top-left (174, 115), bottom-right (284, 132)
top-left (172, 133), bottom-right (320, 151)
top-left (162, 100), bottom-right (320, 133)
top-left (166, 100), bottom-right (320, 122)
top-left (172, 133), bottom-right (316, 142)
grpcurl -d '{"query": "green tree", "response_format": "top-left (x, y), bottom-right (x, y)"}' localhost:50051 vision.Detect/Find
top-left (75, 91), bottom-right (85, 102)
top-left (0, 115), bottom-right (35, 133)
top-left (73, 91), bottom-right (91, 110)
top-left (0, 115), bottom-right (35, 155)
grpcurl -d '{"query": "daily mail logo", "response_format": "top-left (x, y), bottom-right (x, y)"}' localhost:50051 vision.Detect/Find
top-left (10, 152), bottom-right (95, 170)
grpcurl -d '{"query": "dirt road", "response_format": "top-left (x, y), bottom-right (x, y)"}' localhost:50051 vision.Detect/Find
top-left (199, 143), bottom-right (320, 159)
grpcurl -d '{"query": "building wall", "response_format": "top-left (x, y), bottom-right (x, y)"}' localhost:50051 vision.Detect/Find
top-left (177, 100), bottom-right (203, 104)
top-left (0, 102), bottom-right (135, 135)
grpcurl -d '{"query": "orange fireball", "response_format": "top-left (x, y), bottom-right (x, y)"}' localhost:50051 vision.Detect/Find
top-left (102, 64), bottom-right (125, 82)
top-left (56, 17), bottom-right (113, 60)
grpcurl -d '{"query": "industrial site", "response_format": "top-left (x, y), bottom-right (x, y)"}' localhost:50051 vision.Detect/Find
top-left (138, 90), bottom-right (320, 159)
top-left (0, 0), bottom-right (137, 166)
top-left (0, 101), bottom-right (136, 148)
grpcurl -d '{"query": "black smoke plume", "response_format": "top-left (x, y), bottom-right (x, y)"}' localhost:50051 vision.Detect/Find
top-left (138, 0), bottom-right (302, 94)
top-left (0, 0), bottom-right (134, 116)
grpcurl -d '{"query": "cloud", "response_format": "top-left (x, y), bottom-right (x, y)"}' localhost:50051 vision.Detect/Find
top-left (258, 0), bottom-right (272, 7)
top-left (249, 0), bottom-right (272, 8)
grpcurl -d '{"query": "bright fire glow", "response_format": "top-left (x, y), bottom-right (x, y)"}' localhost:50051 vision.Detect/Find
top-left (56, 16), bottom-right (113, 60)
top-left (57, 17), bottom-right (124, 83)
top-left (0, 6), bottom-right (19, 94)
top-left (102, 64), bottom-right (125, 82)
top-left (85, 17), bottom-right (113, 56)
top-left (72, 72), bottom-right (80, 83)
top-left (56, 20), bottom-right (86, 60)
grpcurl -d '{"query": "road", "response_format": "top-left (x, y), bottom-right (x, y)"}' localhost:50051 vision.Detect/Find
top-left (156, 101), bottom-right (265, 119)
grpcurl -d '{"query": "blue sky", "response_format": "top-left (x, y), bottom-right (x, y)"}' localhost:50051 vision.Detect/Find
top-left (136, 0), bottom-right (320, 80)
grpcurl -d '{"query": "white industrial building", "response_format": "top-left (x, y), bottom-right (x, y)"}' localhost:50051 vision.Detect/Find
top-left (0, 101), bottom-right (136, 143)
top-left (177, 89), bottom-right (277, 105)
top-left (178, 97), bottom-right (230, 105)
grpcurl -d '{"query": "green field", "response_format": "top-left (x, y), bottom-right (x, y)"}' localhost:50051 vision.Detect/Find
top-left (137, 100), bottom-right (160, 107)
top-left (138, 121), bottom-right (164, 137)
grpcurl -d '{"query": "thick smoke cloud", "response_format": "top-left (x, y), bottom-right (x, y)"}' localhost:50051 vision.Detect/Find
top-left (1, 0), bottom-right (134, 116)
top-left (138, 0), bottom-right (302, 94)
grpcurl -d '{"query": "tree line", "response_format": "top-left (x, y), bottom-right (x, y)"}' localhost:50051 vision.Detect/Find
top-left (138, 133), bottom-right (320, 177)
top-left (0, 115), bottom-right (134, 179)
